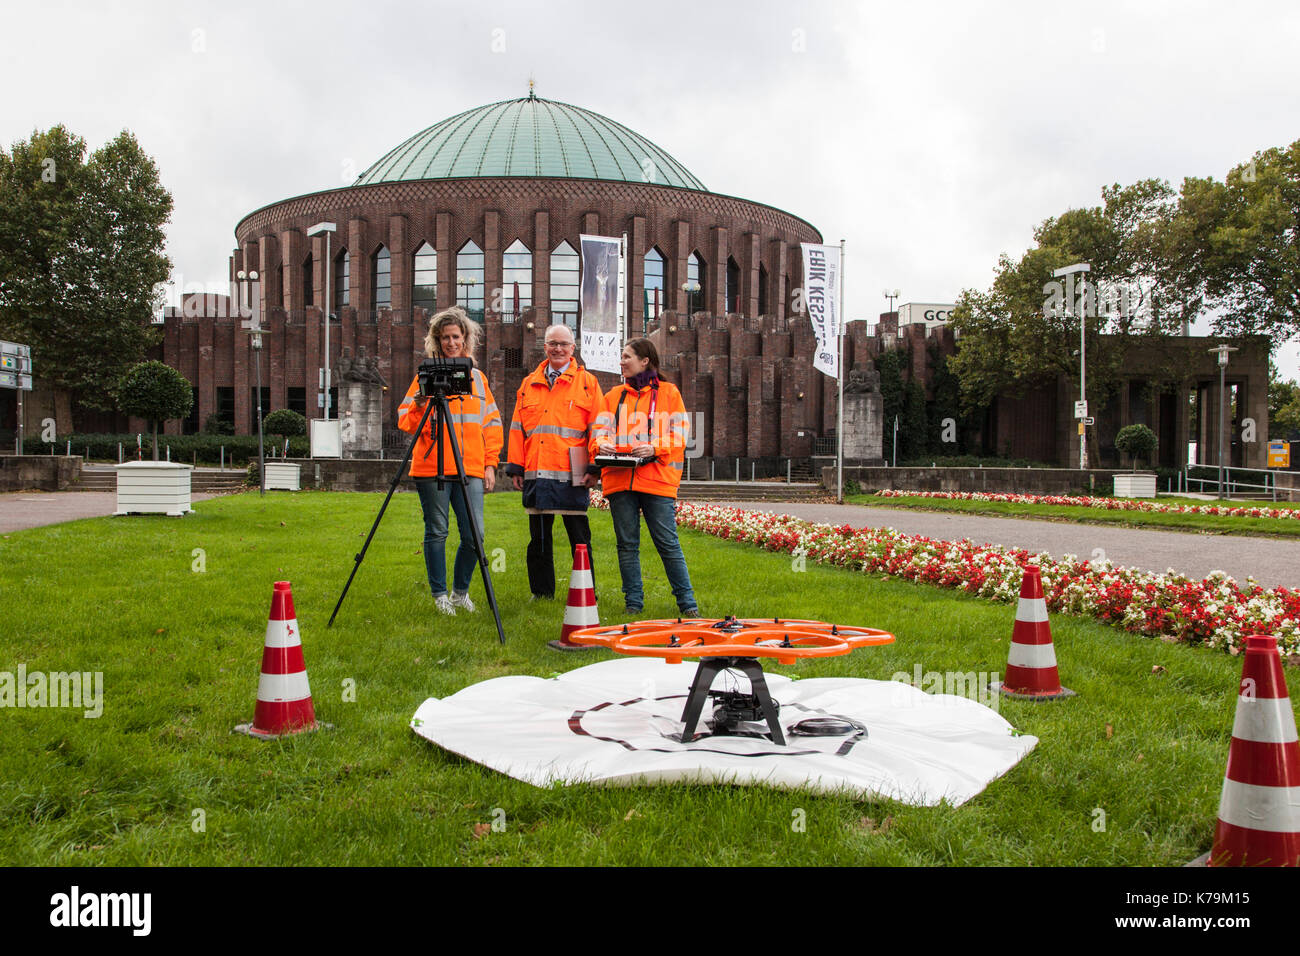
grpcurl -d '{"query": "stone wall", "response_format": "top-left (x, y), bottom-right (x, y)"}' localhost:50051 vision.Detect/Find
top-left (0, 455), bottom-right (84, 492)
top-left (826, 465), bottom-right (1126, 497)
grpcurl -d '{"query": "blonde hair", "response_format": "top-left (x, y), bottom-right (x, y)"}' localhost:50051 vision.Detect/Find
top-left (424, 306), bottom-right (482, 365)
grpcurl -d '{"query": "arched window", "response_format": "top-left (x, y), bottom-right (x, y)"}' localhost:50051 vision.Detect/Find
top-left (412, 242), bottom-right (437, 313)
top-left (303, 254), bottom-right (314, 308)
top-left (502, 239), bottom-right (532, 323)
top-left (758, 263), bottom-right (769, 317)
top-left (643, 247), bottom-right (665, 324)
top-left (456, 240), bottom-right (484, 319)
top-left (550, 240), bottom-right (579, 329)
top-left (335, 249), bottom-right (350, 308)
top-left (686, 251), bottom-right (705, 315)
top-left (726, 257), bottom-right (741, 314)
top-left (372, 246), bottom-right (391, 308)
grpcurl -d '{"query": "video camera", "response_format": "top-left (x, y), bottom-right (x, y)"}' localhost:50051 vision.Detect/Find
top-left (418, 357), bottom-right (474, 397)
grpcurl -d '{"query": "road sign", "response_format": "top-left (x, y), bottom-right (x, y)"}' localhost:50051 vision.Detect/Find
top-left (1074, 400), bottom-right (1088, 419)
top-left (1268, 440), bottom-right (1290, 468)
top-left (1083, 417), bottom-right (1094, 425)
top-left (1077, 423), bottom-right (1085, 435)
top-left (0, 340), bottom-right (32, 390)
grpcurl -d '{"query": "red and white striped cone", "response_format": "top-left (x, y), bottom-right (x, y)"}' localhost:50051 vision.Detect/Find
top-left (549, 544), bottom-right (599, 652)
top-left (235, 581), bottom-right (328, 738)
top-left (1204, 634), bottom-right (1300, 866)
top-left (992, 566), bottom-right (1074, 701)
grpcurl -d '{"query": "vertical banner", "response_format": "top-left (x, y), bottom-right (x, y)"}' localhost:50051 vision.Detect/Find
top-left (800, 242), bottom-right (841, 379)
top-left (580, 234), bottom-right (623, 374)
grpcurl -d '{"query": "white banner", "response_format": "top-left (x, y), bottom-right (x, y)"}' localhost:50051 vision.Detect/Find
top-left (801, 243), bottom-right (841, 379)
top-left (579, 234), bottom-right (623, 374)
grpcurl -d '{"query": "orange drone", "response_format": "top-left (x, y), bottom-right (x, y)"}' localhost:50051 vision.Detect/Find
top-left (570, 616), bottom-right (895, 746)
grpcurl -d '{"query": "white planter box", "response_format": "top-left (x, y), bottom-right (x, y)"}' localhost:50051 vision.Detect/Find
top-left (1114, 473), bottom-right (1157, 499)
top-left (114, 461), bottom-right (194, 516)
top-left (264, 462), bottom-right (301, 491)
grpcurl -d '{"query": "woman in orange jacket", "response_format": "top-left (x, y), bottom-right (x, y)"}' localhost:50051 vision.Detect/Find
top-left (591, 338), bottom-right (699, 617)
top-left (397, 307), bottom-right (502, 616)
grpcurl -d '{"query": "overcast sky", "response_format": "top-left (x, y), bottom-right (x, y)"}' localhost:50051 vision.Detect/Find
top-left (3, 0), bottom-right (1297, 377)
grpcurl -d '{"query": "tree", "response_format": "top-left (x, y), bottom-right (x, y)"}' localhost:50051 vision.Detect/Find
top-left (116, 361), bottom-right (192, 460)
top-left (1115, 424), bottom-right (1158, 472)
top-left (947, 178), bottom-right (1203, 465)
top-left (1270, 362), bottom-right (1300, 441)
top-left (1169, 140), bottom-right (1300, 345)
top-left (263, 409), bottom-right (306, 453)
top-left (0, 126), bottom-right (173, 433)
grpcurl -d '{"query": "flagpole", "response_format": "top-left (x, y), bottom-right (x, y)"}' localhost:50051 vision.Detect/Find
top-left (836, 239), bottom-right (846, 504)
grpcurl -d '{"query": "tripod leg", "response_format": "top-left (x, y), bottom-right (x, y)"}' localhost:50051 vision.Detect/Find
top-left (328, 398), bottom-right (435, 627)
top-left (440, 396), bottom-right (507, 645)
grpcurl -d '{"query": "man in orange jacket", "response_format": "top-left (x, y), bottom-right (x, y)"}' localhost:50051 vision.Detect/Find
top-left (505, 324), bottom-right (603, 600)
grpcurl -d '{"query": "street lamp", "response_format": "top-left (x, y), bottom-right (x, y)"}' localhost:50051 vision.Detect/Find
top-left (882, 288), bottom-right (900, 314)
top-left (458, 275), bottom-right (477, 316)
top-left (1054, 262), bottom-right (1091, 470)
top-left (307, 221), bottom-right (337, 420)
top-left (1209, 344), bottom-right (1238, 500)
top-left (682, 279), bottom-right (700, 320)
top-left (238, 269), bottom-right (266, 496)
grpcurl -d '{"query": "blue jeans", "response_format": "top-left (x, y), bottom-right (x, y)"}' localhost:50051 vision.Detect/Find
top-left (414, 476), bottom-right (484, 597)
top-left (607, 491), bottom-right (697, 612)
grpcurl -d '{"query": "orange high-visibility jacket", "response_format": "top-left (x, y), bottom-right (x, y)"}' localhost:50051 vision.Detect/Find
top-left (397, 367), bottom-right (502, 479)
top-left (590, 378), bottom-right (689, 499)
top-left (505, 359), bottom-right (602, 512)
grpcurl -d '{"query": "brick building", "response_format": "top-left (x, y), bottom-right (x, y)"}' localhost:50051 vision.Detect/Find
top-left (159, 92), bottom-right (834, 463)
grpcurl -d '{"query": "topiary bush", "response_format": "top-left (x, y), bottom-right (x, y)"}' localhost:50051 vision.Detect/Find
top-left (1115, 424), bottom-right (1158, 472)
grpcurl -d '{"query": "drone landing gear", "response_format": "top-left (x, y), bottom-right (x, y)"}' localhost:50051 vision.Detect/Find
top-left (678, 657), bottom-right (785, 746)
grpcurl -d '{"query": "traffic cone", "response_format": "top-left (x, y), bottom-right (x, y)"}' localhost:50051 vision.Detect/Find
top-left (992, 565), bottom-right (1074, 700)
top-left (549, 544), bottom-right (599, 652)
top-left (1205, 634), bottom-right (1300, 866)
top-left (235, 581), bottom-right (327, 738)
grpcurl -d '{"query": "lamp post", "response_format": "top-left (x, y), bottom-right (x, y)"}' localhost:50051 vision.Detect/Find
top-left (238, 269), bottom-right (266, 495)
top-left (458, 275), bottom-right (477, 317)
top-left (1054, 262), bottom-right (1091, 470)
top-left (1209, 344), bottom-right (1238, 500)
top-left (307, 222), bottom-right (337, 421)
top-left (682, 279), bottom-right (700, 321)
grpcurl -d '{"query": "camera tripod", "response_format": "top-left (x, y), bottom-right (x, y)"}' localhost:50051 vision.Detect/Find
top-left (328, 385), bottom-right (506, 644)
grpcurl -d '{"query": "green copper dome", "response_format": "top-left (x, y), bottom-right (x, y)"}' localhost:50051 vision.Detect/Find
top-left (355, 94), bottom-right (706, 191)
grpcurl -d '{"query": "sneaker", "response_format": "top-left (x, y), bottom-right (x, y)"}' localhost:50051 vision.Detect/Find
top-left (530, 593), bottom-right (554, 602)
top-left (451, 592), bottom-right (476, 613)
top-left (681, 608), bottom-right (702, 618)
top-left (435, 594), bottom-right (456, 616)
top-left (624, 605), bottom-right (643, 615)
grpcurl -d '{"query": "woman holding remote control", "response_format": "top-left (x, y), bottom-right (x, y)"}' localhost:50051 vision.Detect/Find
top-left (591, 338), bottom-right (699, 617)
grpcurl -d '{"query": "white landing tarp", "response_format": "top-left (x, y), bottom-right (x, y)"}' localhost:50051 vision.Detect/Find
top-left (410, 658), bottom-right (1038, 806)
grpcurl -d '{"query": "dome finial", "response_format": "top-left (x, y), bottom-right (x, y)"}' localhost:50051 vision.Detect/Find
top-left (527, 74), bottom-right (536, 99)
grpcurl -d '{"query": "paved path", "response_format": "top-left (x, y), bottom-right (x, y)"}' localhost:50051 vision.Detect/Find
top-left (707, 501), bottom-right (1300, 591)
top-left (0, 491), bottom-right (220, 533)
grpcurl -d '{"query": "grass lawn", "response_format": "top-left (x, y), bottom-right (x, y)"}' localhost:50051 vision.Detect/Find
top-left (0, 491), bottom-right (1264, 866)
top-left (845, 493), bottom-right (1300, 538)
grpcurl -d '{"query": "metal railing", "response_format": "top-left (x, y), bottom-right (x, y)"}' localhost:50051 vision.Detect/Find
top-left (1177, 464), bottom-right (1299, 501)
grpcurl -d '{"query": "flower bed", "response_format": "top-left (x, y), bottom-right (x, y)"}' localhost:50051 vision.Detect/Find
top-left (874, 489), bottom-right (1300, 521)
top-left (653, 499), bottom-right (1300, 657)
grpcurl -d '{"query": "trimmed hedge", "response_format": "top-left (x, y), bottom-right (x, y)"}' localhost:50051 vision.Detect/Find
top-left (22, 433), bottom-right (309, 465)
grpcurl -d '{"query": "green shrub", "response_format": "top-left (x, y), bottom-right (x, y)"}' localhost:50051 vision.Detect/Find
top-left (1115, 424), bottom-right (1158, 471)
top-left (22, 433), bottom-right (308, 465)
